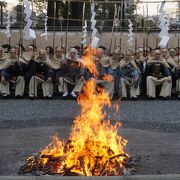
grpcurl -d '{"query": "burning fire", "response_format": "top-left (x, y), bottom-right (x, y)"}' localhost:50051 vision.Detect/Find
top-left (19, 47), bottom-right (131, 176)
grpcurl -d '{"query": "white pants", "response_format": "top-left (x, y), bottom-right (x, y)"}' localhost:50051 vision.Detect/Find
top-left (14, 76), bottom-right (25, 96)
top-left (58, 77), bottom-right (84, 93)
top-left (121, 78), bottom-right (140, 98)
top-left (29, 76), bottom-right (53, 97)
top-left (146, 76), bottom-right (172, 98)
top-left (0, 81), bottom-right (10, 95)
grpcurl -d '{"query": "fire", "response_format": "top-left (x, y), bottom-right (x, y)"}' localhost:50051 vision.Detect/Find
top-left (19, 46), bottom-right (129, 176)
top-left (80, 46), bottom-right (98, 77)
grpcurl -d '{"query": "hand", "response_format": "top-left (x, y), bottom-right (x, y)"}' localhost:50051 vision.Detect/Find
top-left (80, 76), bottom-right (85, 81)
top-left (1, 76), bottom-right (6, 83)
top-left (167, 76), bottom-right (172, 83)
top-left (47, 77), bottom-right (52, 82)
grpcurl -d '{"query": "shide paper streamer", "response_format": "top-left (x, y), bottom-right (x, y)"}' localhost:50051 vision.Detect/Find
top-left (5, 10), bottom-right (11, 38)
top-left (40, 15), bottom-right (48, 40)
top-left (127, 19), bottom-right (134, 48)
top-left (23, 0), bottom-right (36, 40)
top-left (82, 20), bottom-right (87, 48)
top-left (158, 1), bottom-right (170, 48)
top-left (90, 0), bottom-right (99, 49)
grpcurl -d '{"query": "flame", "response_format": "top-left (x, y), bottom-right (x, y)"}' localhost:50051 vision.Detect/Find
top-left (80, 46), bottom-right (98, 77)
top-left (102, 74), bottom-right (113, 83)
top-left (25, 46), bottom-right (128, 176)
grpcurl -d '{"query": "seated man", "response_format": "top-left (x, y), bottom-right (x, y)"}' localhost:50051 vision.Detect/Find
top-left (57, 48), bottom-right (83, 98)
top-left (92, 48), bottom-right (114, 99)
top-left (45, 46), bottom-right (63, 97)
top-left (27, 50), bottom-right (53, 99)
top-left (118, 50), bottom-right (140, 99)
top-left (173, 51), bottom-right (180, 99)
top-left (0, 48), bottom-right (26, 98)
top-left (146, 50), bottom-right (172, 99)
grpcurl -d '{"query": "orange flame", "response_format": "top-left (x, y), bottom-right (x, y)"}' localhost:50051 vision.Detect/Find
top-left (32, 46), bottom-right (128, 176)
top-left (81, 46), bottom-right (98, 77)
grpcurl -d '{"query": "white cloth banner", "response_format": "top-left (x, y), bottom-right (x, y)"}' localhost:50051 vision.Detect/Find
top-left (23, 0), bottom-right (36, 40)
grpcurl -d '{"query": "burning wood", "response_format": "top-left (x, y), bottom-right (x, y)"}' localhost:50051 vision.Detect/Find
top-left (19, 47), bottom-right (139, 176)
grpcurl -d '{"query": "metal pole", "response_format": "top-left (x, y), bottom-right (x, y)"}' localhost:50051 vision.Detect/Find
top-left (65, 1), bottom-right (70, 57)
top-left (81, 2), bottom-right (85, 54)
top-left (53, 1), bottom-right (56, 50)
top-left (0, 4), bottom-right (3, 27)
top-left (109, 3), bottom-right (117, 55)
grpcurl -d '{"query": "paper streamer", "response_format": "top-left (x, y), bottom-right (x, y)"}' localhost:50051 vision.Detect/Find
top-left (127, 19), bottom-right (134, 47)
top-left (158, 1), bottom-right (170, 48)
top-left (82, 20), bottom-right (87, 47)
top-left (90, 0), bottom-right (99, 48)
top-left (23, 0), bottom-right (36, 40)
top-left (40, 15), bottom-right (48, 40)
top-left (5, 10), bottom-right (11, 38)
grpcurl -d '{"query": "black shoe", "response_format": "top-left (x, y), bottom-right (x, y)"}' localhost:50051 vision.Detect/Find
top-left (121, 97), bottom-right (127, 100)
top-left (131, 97), bottom-right (138, 101)
top-left (29, 96), bottom-right (35, 100)
top-left (159, 96), bottom-right (168, 100)
top-left (45, 96), bottom-right (52, 100)
top-left (15, 95), bottom-right (24, 99)
top-left (147, 96), bottom-right (156, 100)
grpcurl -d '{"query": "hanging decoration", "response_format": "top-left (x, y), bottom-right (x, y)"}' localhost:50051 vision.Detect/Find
top-left (82, 20), bottom-right (87, 48)
top-left (5, 10), bottom-right (11, 38)
top-left (23, 0), bottom-right (36, 40)
top-left (158, 1), bottom-right (170, 48)
top-left (40, 15), bottom-right (48, 40)
top-left (90, 0), bottom-right (99, 49)
top-left (127, 19), bottom-right (134, 47)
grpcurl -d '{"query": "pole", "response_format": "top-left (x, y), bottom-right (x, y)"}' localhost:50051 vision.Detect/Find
top-left (81, 2), bottom-right (86, 54)
top-left (52, 1), bottom-right (56, 50)
top-left (65, 1), bottom-right (70, 57)
top-left (0, 4), bottom-right (3, 27)
top-left (156, 4), bottom-right (159, 48)
top-left (146, 3), bottom-right (149, 50)
top-left (109, 3), bottom-right (117, 55)
top-left (113, 5), bottom-right (120, 51)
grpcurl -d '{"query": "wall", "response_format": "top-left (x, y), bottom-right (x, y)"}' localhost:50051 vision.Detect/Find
top-left (0, 30), bottom-right (180, 52)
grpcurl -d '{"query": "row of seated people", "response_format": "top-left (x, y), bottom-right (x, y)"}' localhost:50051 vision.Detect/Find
top-left (0, 44), bottom-right (180, 100)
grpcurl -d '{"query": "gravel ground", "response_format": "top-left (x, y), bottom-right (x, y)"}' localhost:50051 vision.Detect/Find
top-left (0, 99), bottom-right (180, 175)
top-left (0, 99), bottom-right (180, 132)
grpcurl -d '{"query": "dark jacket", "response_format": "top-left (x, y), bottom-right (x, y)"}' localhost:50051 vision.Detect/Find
top-left (145, 62), bottom-right (171, 78)
top-left (10, 62), bottom-right (27, 77)
top-left (25, 59), bottom-right (51, 81)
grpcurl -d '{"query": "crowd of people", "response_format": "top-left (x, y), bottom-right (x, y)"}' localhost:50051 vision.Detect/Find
top-left (0, 43), bottom-right (180, 100)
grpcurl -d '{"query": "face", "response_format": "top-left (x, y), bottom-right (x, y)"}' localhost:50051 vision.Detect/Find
top-left (151, 50), bottom-right (154, 57)
top-left (70, 52), bottom-right (76, 59)
top-left (125, 53), bottom-right (131, 61)
top-left (135, 52), bottom-right (140, 59)
top-left (113, 53), bottom-right (120, 60)
top-left (45, 47), bottom-right (50, 55)
top-left (176, 48), bottom-right (180, 55)
top-left (26, 46), bottom-right (34, 52)
top-left (55, 47), bottom-right (62, 58)
top-left (161, 50), bottom-right (168, 58)
top-left (14, 45), bottom-right (21, 54)
top-left (96, 49), bottom-right (103, 58)
top-left (39, 52), bottom-right (46, 61)
top-left (9, 49), bottom-right (17, 58)
top-left (154, 52), bottom-right (161, 60)
top-left (169, 50), bottom-right (175, 57)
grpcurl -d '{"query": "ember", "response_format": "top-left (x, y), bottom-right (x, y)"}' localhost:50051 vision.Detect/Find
top-left (19, 47), bottom-right (139, 176)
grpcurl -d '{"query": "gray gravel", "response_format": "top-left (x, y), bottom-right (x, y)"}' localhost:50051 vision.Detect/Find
top-left (0, 99), bottom-right (180, 175)
top-left (0, 99), bottom-right (180, 132)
